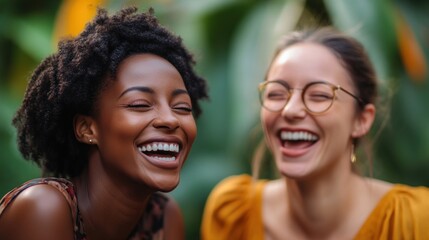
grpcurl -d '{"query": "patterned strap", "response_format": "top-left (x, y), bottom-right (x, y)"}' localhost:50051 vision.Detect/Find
top-left (1, 178), bottom-right (169, 240)
top-left (0, 178), bottom-right (86, 239)
top-left (128, 193), bottom-right (168, 239)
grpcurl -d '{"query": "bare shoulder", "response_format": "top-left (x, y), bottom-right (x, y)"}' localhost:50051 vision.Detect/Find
top-left (262, 179), bottom-right (286, 221)
top-left (163, 195), bottom-right (184, 240)
top-left (263, 179), bottom-right (285, 205)
top-left (365, 178), bottom-right (394, 198)
top-left (0, 184), bottom-right (74, 240)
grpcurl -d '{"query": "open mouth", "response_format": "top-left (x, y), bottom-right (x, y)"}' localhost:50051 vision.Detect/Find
top-left (138, 142), bottom-right (180, 162)
top-left (279, 131), bottom-right (319, 149)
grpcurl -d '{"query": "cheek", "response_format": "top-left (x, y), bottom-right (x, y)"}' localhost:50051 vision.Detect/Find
top-left (260, 110), bottom-right (277, 146)
top-left (182, 116), bottom-right (197, 144)
top-left (319, 108), bottom-right (355, 139)
top-left (108, 115), bottom-right (143, 136)
top-left (261, 110), bottom-right (276, 131)
top-left (96, 110), bottom-right (155, 146)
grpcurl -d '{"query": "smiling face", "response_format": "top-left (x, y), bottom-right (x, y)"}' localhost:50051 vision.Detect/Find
top-left (84, 53), bottom-right (196, 192)
top-left (262, 43), bottom-right (372, 180)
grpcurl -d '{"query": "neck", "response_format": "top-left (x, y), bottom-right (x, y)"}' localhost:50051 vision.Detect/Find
top-left (73, 156), bottom-right (153, 240)
top-left (284, 162), bottom-right (365, 239)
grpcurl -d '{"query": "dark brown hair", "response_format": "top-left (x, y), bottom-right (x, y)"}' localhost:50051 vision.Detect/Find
top-left (13, 7), bottom-right (208, 178)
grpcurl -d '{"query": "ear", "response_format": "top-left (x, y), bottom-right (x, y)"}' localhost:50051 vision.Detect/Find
top-left (73, 114), bottom-right (98, 144)
top-left (351, 104), bottom-right (376, 138)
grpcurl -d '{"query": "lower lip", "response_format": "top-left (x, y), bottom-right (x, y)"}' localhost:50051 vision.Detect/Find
top-left (140, 152), bottom-right (181, 169)
top-left (279, 141), bottom-right (317, 158)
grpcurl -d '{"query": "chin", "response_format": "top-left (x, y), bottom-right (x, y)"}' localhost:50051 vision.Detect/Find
top-left (279, 170), bottom-right (308, 180)
top-left (276, 161), bottom-right (312, 180)
top-left (150, 175), bottom-right (180, 192)
top-left (157, 183), bottom-right (179, 192)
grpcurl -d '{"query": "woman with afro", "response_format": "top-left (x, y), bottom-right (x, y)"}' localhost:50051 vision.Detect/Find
top-left (0, 7), bottom-right (208, 240)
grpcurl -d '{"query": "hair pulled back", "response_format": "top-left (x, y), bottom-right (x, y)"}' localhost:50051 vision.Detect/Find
top-left (270, 27), bottom-right (377, 110)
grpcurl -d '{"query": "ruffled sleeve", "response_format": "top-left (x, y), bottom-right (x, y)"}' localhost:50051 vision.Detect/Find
top-left (201, 174), bottom-right (267, 240)
top-left (355, 184), bottom-right (429, 240)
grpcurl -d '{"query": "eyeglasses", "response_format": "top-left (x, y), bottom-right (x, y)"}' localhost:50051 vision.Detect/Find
top-left (258, 80), bottom-right (363, 114)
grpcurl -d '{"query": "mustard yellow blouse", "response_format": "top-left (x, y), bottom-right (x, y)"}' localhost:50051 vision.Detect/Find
top-left (201, 175), bottom-right (429, 240)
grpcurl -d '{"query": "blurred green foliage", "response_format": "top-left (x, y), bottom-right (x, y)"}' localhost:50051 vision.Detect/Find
top-left (1, 0), bottom-right (428, 239)
top-left (0, 0), bottom-right (59, 195)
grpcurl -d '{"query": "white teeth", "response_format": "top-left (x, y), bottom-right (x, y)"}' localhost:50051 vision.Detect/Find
top-left (280, 131), bottom-right (318, 141)
top-left (154, 156), bottom-right (176, 162)
top-left (138, 142), bottom-right (180, 153)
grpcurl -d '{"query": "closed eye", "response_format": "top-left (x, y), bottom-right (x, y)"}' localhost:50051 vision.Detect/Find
top-left (127, 104), bottom-right (151, 108)
top-left (124, 101), bottom-right (152, 110)
top-left (175, 107), bottom-right (192, 112)
top-left (267, 92), bottom-right (288, 100)
top-left (173, 103), bottom-right (193, 113)
top-left (307, 93), bottom-right (333, 101)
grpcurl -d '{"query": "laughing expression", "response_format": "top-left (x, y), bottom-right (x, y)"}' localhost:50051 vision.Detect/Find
top-left (262, 43), bottom-right (361, 179)
top-left (91, 53), bottom-right (196, 192)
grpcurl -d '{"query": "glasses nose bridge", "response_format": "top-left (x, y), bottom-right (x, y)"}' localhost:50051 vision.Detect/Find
top-left (287, 87), bottom-right (305, 103)
top-left (281, 86), bottom-right (306, 112)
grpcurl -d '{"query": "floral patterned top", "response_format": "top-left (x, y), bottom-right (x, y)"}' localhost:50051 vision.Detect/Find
top-left (0, 178), bottom-right (168, 240)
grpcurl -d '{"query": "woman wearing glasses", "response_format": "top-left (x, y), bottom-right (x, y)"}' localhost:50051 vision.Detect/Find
top-left (201, 27), bottom-right (429, 239)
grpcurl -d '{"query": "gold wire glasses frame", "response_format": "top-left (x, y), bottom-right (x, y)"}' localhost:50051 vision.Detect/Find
top-left (258, 80), bottom-right (363, 114)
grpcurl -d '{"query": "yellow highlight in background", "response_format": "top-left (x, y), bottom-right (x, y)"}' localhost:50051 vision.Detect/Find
top-left (53, 0), bottom-right (106, 46)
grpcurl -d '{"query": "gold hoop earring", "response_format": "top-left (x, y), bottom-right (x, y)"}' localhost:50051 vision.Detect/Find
top-left (351, 144), bottom-right (357, 163)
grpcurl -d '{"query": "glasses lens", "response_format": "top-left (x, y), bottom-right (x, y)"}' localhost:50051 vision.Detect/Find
top-left (303, 83), bottom-right (334, 113)
top-left (260, 82), bottom-right (289, 111)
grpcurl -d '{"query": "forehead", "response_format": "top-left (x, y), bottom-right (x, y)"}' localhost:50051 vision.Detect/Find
top-left (268, 43), bottom-right (352, 87)
top-left (97, 54), bottom-right (186, 101)
top-left (116, 54), bottom-right (183, 85)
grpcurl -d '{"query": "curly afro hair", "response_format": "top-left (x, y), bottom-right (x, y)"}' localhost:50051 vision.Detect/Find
top-left (12, 7), bottom-right (208, 178)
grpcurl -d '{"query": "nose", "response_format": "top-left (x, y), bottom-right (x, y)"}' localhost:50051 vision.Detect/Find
top-left (152, 105), bottom-right (180, 130)
top-left (281, 91), bottom-right (307, 120)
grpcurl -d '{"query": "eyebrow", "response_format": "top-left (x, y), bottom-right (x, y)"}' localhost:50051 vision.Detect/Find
top-left (118, 86), bottom-right (154, 99)
top-left (172, 89), bottom-right (190, 97)
top-left (267, 79), bottom-right (291, 88)
top-left (118, 86), bottom-right (190, 99)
